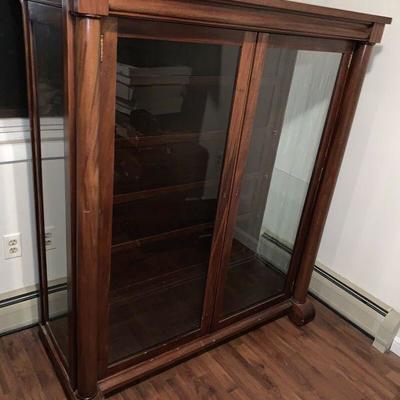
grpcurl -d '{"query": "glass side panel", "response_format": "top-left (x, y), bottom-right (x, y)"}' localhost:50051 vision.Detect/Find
top-left (0, 0), bottom-right (28, 117)
top-left (221, 48), bottom-right (342, 318)
top-left (28, 3), bottom-right (69, 360)
top-left (108, 36), bottom-right (240, 363)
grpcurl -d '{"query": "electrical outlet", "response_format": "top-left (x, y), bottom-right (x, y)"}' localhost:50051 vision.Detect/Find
top-left (45, 226), bottom-right (56, 250)
top-left (3, 233), bottom-right (22, 259)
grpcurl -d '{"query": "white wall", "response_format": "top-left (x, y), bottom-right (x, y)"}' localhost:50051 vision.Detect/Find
top-left (0, 118), bottom-right (67, 295)
top-left (293, 0), bottom-right (400, 312)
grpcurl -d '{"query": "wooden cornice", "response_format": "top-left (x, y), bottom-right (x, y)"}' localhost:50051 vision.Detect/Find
top-left (106, 0), bottom-right (391, 44)
top-left (215, 0), bottom-right (392, 25)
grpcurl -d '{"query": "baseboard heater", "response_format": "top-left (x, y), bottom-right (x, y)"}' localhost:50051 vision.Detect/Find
top-left (260, 232), bottom-right (400, 354)
top-left (0, 282), bottom-right (67, 337)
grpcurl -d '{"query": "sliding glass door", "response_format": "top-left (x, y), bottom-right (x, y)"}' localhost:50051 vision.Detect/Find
top-left (107, 20), bottom-right (245, 365)
top-left (214, 34), bottom-right (345, 324)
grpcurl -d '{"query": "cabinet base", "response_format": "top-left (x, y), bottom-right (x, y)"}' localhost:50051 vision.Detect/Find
top-left (40, 323), bottom-right (106, 400)
top-left (99, 300), bottom-right (292, 395)
top-left (289, 299), bottom-right (316, 326)
top-left (39, 300), bottom-right (294, 398)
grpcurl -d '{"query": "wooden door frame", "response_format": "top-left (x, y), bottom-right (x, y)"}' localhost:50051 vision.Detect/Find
top-left (210, 33), bottom-right (355, 330)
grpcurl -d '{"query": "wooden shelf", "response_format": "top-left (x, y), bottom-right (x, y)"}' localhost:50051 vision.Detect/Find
top-left (114, 179), bottom-right (219, 204)
top-left (110, 230), bottom-right (213, 303)
top-left (112, 175), bottom-right (218, 244)
top-left (115, 127), bottom-right (226, 148)
top-left (112, 222), bottom-right (214, 253)
top-left (117, 74), bottom-right (233, 87)
top-left (113, 135), bottom-right (220, 197)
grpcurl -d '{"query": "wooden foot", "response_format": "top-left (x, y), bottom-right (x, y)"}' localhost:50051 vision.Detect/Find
top-left (289, 299), bottom-right (315, 326)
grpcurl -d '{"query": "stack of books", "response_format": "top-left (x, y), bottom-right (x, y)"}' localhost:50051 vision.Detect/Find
top-left (116, 63), bottom-right (192, 118)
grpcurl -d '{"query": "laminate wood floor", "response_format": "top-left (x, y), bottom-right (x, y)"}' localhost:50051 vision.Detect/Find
top-left (1, 298), bottom-right (400, 399)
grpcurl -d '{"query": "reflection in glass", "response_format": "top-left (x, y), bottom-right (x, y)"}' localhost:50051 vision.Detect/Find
top-left (222, 48), bottom-right (342, 318)
top-left (108, 36), bottom-right (240, 363)
top-left (29, 3), bottom-right (69, 359)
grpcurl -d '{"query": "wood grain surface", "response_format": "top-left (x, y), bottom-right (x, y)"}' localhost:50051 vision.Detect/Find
top-left (1, 298), bottom-right (400, 399)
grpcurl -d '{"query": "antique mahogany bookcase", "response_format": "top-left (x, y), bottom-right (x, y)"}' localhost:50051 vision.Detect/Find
top-left (20, 0), bottom-right (391, 398)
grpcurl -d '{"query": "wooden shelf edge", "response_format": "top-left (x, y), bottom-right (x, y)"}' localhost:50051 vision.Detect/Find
top-left (99, 299), bottom-right (292, 394)
top-left (110, 261), bottom-right (206, 305)
top-left (114, 179), bottom-right (219, 204)
top-left (111, 222), bottom-right (214, 253)
top-left (116, 74), bottom-right (234, 87)
top-left (115, 128), bottom-right (226, 148)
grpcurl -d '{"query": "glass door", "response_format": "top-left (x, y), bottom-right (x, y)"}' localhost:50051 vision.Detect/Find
top-left (105, 19), bottom-right (252, 366)
top-left (213, 34), bottom-right (350, 325)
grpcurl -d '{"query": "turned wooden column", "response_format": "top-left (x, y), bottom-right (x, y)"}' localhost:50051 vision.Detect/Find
top-left (289, 43), bottom-right (374, 326)
top-left (75, 15), bottom-right (102, 400)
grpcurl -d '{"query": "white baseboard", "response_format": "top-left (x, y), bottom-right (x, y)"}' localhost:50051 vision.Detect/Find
top-left (0, 296), bottom-right (39, 335)
top-left (310, 263), bottom-right (400, 354)
top-left (390, 336), bottom-right (400, 357)
top-left (309, 264), bottom-right (386, 337)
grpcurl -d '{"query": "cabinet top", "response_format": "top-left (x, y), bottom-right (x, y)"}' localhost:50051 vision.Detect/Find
top-left (70, 0), bottom-right (391, 43)
top-left (72, 0), bottom-right (392, 24)
top-left (221, 0), bottom-right (392, 24)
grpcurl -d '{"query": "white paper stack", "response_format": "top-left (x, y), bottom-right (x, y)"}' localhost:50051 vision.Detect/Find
top-left (116, 63), bottom-right (192, 116)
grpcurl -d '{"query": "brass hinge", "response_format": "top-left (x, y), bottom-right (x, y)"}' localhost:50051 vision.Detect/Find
top-left (100, 34), bottom-right (104, 63)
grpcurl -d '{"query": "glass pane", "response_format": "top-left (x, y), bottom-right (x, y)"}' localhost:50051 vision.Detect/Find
top-left (29, 3), bottom-right (69, 360)
top-left (108, 34), bottom-right (240, 363)
top-left (222, 47), bottom-right (342, 318)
